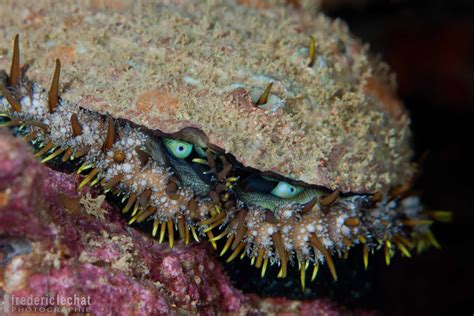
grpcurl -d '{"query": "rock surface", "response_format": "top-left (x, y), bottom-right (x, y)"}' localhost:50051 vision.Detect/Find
top-left (0, 132), bottom-right (377, 315)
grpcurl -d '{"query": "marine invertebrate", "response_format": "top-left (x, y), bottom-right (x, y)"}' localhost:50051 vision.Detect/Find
top-left (0, 1), bottom-right (448, 292)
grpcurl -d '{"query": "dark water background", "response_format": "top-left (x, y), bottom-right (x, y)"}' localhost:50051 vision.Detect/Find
top-left (328, 1), bottom-right (474, 314)
top-left (225, 1), bottom-right (474, 315)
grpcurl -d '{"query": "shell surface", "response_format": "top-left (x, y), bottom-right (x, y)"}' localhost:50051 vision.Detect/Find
top-left (0, 0), bottom-right (414, 193)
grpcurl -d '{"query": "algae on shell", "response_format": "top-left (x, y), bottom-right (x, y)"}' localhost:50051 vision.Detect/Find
top-left (0, 0), bottom-right (414, 193)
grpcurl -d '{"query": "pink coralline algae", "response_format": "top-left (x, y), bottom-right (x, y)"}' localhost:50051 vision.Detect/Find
top-left (0, 131), bottom-right (375, 315)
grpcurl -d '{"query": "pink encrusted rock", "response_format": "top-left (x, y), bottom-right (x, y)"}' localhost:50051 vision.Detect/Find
top-left (0, 131), bottom-right (54, 242)
top-left (0, 132), bottom-right (373, 315)
top-left (0, 131), bottom-right (246, 315)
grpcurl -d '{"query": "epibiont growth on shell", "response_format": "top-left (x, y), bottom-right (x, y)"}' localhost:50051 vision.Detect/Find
top-left (0, 21), bottom-right (448, 292)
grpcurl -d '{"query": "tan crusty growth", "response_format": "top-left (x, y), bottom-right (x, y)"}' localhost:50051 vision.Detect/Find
top-left (0, 0), bottom-right (414, 193)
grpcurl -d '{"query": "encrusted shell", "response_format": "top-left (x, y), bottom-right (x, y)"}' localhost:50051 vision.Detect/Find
top-left (0, 0), bottom-right (414, 193)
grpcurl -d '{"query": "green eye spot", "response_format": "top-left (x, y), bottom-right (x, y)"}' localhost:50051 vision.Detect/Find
top-left (271, 181), bottom-right (303, 199)
top-left (163, 138), bottom-right (193, 159)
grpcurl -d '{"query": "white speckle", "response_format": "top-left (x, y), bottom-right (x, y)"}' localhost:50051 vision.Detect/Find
top-left (283, 210), bottom-right (292, 219)
top-left (76, 46), bottom-right (88, 54)
top-left (336, 216), bottom-right (346, 227)
top-left (183, 76), bottom-right (201, 87)
top-left (122, 163), bottom-right (133, 173)
top-left (341, 226), bottom-right (350, 236)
